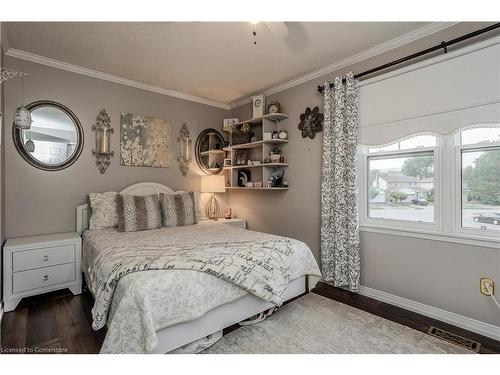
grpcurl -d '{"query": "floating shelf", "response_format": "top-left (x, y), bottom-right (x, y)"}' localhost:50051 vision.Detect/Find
top-left (234, 113), bottom-right (288, 126)
top-left (223, 113), bottom-right (289, 192)
top-left (227, 163), bottom-right (288, 170)
top-left (230, 139), bottom-right (288, 150)
top-left (227, 187), bottom-right (289, 190)
top-left (200, 150), bottom-right (226, 156)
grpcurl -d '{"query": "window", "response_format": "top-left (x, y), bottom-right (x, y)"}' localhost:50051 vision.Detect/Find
top-left (364, 135), bottom-right (437, 225)
top-left (360, 126), bottom-right (500, 243)
top-left (459, 127), bottom-right (500, 234)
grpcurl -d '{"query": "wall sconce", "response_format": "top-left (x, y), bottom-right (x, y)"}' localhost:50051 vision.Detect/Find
top-left (177, 123), bottom-right (192, 176)
top-left (92, 109), bottom-right (114, 174)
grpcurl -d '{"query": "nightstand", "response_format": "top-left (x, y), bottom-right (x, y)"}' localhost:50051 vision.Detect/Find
top-left (3, 232), bottom-right (82, 312)
top-left (202, 218), bottom-right (246, 229)
top-left (217, 218), bottom-right (247, 229)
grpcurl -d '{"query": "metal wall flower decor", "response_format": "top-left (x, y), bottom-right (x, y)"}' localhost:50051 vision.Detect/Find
top-left (92, 109), bottom-right (114, 174)
top-left (298, 106), bottom-right (324, 139)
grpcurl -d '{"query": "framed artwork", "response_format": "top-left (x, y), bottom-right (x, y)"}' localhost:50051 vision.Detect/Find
top-left (234, 150), bottom-right (248, 166)
top-left (120, 113), bottom-right (171, 168)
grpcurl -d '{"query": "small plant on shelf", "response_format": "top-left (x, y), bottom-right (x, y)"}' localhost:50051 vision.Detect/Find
top-left (237, 122), bottom-right (254, 143)
top-left (270, 147), bottom-right (283, 163)
top-left (241, 123), bottom-right (251, 133)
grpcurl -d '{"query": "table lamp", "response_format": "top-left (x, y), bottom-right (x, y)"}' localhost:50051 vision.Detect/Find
top-left (200, 175), bottom-right (226, 220)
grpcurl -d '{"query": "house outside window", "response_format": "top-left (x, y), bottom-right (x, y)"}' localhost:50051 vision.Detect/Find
top-left (363, 135), bottom-right (437, 226)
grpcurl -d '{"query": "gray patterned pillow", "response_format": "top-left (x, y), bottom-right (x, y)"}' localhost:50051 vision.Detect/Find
top-left (117, 194), bottom-right (162, 232)
top-left (193, 191), bottom-right (207, 221)
top-left (88, 192), bottom-right (119, 230)
top-left (160, 191), bottom-right (198, 227)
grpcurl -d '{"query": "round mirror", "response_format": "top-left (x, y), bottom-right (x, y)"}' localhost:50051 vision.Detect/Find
top-left (195, 128), bottom-right (226, 174)
top-left (13, 101), bottom-right (84, 171)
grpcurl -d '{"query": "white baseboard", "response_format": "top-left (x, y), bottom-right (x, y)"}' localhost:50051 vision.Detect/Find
top-left (358, 285), bottom-right (500, 342)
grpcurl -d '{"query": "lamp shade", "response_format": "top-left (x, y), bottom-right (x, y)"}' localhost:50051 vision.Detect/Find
top-left (201, 175), bottom-right (226, 193)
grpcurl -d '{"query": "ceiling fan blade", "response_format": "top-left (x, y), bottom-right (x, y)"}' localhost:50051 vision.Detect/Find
top-left (265, 22), bottom-right (290, 39)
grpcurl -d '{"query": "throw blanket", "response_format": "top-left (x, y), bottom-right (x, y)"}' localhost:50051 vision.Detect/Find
top-left (88, 238), bottom-right (293, 330)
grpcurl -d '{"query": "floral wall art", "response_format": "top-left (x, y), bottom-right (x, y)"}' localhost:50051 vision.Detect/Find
top-left (120, 113), bottom-right (171, 168)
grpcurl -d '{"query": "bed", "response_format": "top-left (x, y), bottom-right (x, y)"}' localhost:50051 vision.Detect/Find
top-left (77, 182), bottom-right (321, 354)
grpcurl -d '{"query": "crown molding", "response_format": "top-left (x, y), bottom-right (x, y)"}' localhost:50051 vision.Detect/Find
top-left (5, 48), bottom-right (231, 110)
top-left (228, 22), bottom-right (459, 109)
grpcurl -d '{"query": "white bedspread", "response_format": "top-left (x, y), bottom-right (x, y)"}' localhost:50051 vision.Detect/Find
top-left (82, 222), bottom-right (320, 353)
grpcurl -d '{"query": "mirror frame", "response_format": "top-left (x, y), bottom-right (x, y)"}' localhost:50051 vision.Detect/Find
top-left (195, 128), bottom-right (225, 175)
top-left (13, 100), bottom-right (84, 171)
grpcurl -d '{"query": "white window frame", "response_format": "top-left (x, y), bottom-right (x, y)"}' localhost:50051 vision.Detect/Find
top-left (448, 131), bottom-right (500, 240)
top-left (359, 129), bottom-right (500, 249)
top-left (359, 138), bottom-right (442, 232)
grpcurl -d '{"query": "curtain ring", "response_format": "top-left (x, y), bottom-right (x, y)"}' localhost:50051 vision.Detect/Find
top-left (441, 41), bottom-right (448, 54)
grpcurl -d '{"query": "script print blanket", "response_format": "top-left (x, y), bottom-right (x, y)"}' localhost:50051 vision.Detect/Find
top-left (88, 238), bottom-right (293, 330)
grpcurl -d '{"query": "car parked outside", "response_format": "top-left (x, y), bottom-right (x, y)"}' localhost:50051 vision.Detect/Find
top-left (473, 213), bottom-right (500, 225)
top-left (411, 197), bottom-right (428, 206)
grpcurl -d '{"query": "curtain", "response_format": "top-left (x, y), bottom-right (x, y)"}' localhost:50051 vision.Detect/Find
top-left (321, 72), bottom-right (361, 291)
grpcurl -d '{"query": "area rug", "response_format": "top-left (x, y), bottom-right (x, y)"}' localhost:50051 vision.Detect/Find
top-left (203, 293), bottom-right (472, 354)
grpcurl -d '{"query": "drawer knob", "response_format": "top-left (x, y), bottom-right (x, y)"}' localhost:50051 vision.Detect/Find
top-left (42, 255), bottom-right (50, 262)
top-left (42, 275), bottom-right (49, 281)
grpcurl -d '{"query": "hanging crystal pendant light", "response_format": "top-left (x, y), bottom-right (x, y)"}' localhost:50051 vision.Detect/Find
top-left (14, 76), bottom-right (32, 129)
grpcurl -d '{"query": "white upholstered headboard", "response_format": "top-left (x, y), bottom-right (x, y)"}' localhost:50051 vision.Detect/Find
top-left (76, 182), bottom-right (175, 235)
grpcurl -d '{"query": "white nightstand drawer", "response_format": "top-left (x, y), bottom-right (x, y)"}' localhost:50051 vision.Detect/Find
top-left (12, 263), bottom-right (76, 293)
top-left (12, 244), bottom-right (75, 272)
top-left (222, 219), bottom-right (246, 229)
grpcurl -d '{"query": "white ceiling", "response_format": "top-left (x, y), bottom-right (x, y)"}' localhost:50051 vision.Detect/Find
top-left (4, 22), bottom-right (431, 106)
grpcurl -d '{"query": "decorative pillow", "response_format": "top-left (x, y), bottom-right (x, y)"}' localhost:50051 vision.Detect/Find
top-left (193, 191), bottom-right (207, 221)
top-left (88, 192), bottom-right (119, 231)
top-left (160, 191), bottom-right (198, 227)
top-left (117, 194), bottom-right (162, 232)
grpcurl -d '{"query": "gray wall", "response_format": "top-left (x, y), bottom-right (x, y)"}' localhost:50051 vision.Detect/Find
top-left (229, 22), bottom-right (500, 327)
top-left (3, 57), bottom-right (229, 238)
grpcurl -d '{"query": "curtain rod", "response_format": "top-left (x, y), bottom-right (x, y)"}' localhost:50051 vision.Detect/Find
top-left (317, 23), bottom-right (500, 93)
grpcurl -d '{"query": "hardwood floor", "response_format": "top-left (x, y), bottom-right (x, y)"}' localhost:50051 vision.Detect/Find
top-left (1, 282), bottom-right (499, 354)
top-left (1, 288), bottom-right (105, 354)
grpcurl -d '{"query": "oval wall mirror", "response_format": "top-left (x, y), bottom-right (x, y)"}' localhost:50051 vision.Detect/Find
top-left (195, 128), bottom-right (226, 174)
top-left (13, 101), bottom-right (84, 171)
